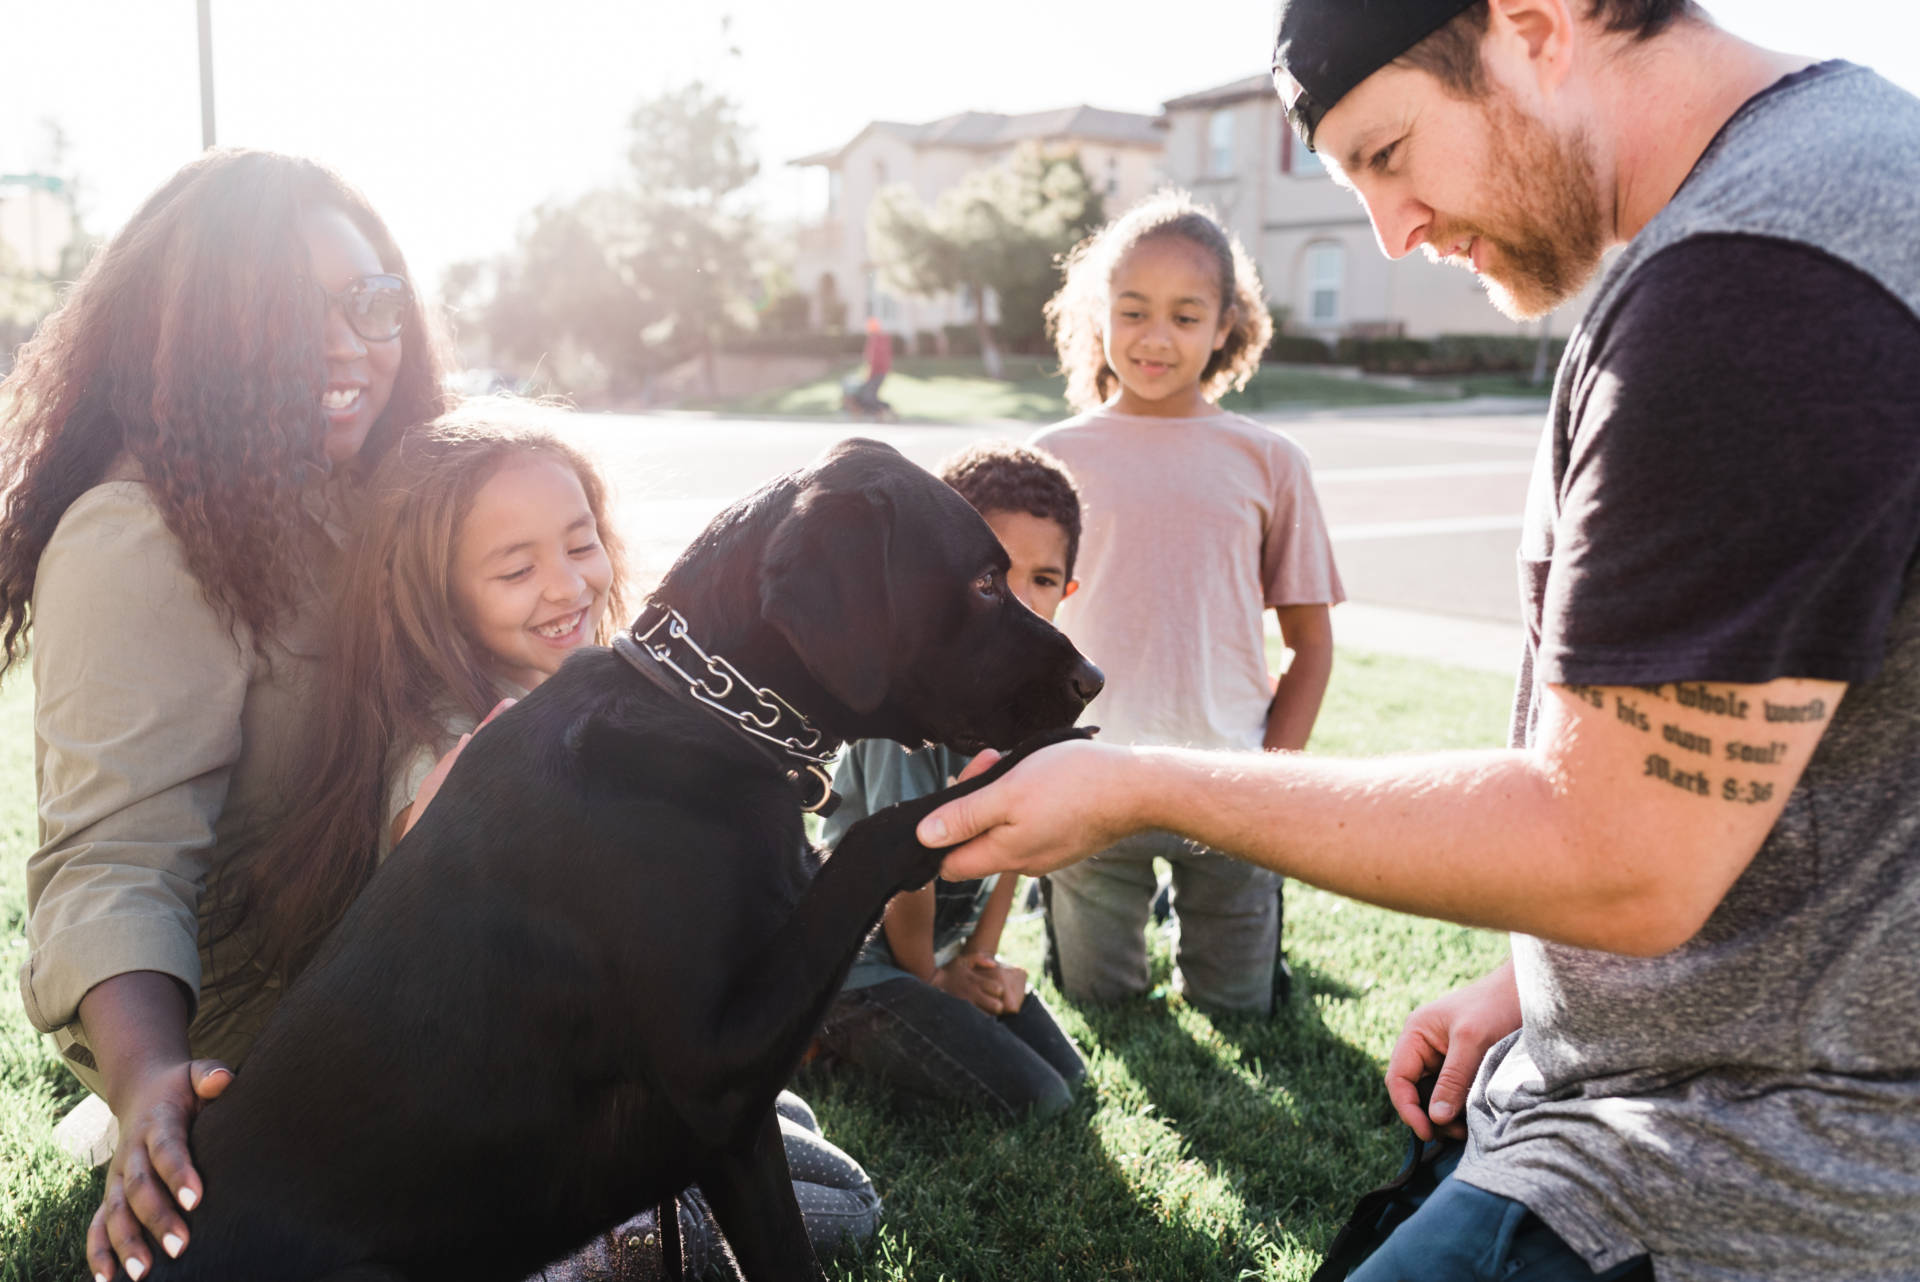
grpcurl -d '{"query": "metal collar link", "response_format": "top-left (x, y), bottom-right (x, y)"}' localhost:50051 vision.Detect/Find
top-left (613, 603), bottom-right (843, 815)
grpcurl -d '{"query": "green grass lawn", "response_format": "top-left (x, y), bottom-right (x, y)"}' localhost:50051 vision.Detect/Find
top-left (1, 667), bottom-right (98, 1282)
top-left (0, 646), bottom-right (1514, 1281)
top-left (688, 357), bottom-right (1462, 423)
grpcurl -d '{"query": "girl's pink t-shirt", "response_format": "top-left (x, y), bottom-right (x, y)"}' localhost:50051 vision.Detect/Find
top-left (1032, 407), bottom-right (1343, 751)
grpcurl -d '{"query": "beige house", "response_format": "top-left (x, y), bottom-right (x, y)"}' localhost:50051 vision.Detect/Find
top-left (1158, 75), bottom-right (1588, 342)
top-left (789, 106), bottom-right (1165, 339)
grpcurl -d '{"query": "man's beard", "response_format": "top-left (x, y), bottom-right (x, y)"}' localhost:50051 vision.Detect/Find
top-left (1432, 91), bottom-right (1608, 320)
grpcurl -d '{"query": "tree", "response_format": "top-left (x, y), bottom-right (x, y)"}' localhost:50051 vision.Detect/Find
top-left (868, 143), bottom-right (1106, 378)
top-left (0, 122), bottom-right (92, 371)
top-left (478, 192), bottom-right (668, 396)
top-left (451, 83), bottom-right (759, 399)
top-left (623, 84), bottom-right (758, 394)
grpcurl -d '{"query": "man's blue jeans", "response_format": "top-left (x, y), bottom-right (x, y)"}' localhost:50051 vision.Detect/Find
top-left (1347, 1144), bottom-right (1654, 1282)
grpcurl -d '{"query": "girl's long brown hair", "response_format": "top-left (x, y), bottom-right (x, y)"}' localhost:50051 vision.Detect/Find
top-left (209, 399), bottom-right (629, 1001)
top-left (0, 149), bottom-right (449, 672)
top-left (1045, 188), bottom-right (1274, 413)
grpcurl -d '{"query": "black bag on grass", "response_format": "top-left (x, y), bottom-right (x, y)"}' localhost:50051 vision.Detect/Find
top-left (1311, 1125), bottom-right (1461, 1282)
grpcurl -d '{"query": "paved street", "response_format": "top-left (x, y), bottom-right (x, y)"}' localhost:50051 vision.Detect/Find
top-left (566, 404), bottom-right (1545, 674)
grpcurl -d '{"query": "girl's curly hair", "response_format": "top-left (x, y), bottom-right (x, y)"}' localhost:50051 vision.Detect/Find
top-left (1045, 189), bottom-right (1274, 414)
top-left (208, 397), bottom-right (629, 1002)
top-left (0, 149), bottom-right (450, 673)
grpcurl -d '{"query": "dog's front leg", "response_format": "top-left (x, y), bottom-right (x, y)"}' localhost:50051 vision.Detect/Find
top-left (689, 728), bottom-right (1093, 1116)
top-left (696, 1108), bottom-right (824, 1282)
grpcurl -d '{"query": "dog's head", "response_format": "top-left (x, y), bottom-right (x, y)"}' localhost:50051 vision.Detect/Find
top-left (738, 438), bottom-right (1102, 752)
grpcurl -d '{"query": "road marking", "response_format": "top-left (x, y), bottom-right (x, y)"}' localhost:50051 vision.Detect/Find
top-left (1330, 514), bottom-right (1525, 541)
top-left (1315, 459), bottom-right (1535, 482)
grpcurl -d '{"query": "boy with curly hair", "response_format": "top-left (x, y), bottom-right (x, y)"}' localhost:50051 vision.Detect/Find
top-left (815, 442), bottom-right (1089, 1120)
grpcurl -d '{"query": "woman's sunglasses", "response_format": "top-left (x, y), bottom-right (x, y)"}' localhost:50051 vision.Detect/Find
top-left (319, 273), bottom-right (412, 343)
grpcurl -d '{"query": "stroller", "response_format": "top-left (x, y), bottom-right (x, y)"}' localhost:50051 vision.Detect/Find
top-left (841, 375), bottom-right (897, 422)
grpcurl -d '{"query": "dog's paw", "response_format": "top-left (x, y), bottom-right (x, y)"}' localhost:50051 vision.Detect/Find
top-left (963, 725), bottom-right (1097, 791)
top-left (832, 728), bottom-right (1098, 894)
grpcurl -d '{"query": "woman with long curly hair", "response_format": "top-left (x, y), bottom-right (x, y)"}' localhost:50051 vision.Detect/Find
top-left (0, 148), bottom-right (448, 1282)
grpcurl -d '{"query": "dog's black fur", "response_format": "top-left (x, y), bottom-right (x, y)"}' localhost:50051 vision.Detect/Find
top-left (125, 439), bottom-right (1101, 1282)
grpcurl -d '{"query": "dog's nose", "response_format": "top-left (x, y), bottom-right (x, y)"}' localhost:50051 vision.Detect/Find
top-left (1069, 659), bottom-right (1105, 706)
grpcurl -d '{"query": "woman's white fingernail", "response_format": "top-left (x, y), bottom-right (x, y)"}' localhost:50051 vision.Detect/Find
top-left (94, 1272), bottom-right (108, 1282)
top-left (178, 1186), bottom-right (198, 1210)
top-left (164, 1233), bottom-right (184, 1257)
top-left (127, 1259), bottom-right (147, 1280)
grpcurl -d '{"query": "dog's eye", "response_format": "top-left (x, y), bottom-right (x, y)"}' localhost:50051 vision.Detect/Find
top-left (973, 571), bottom-right (1000, 600)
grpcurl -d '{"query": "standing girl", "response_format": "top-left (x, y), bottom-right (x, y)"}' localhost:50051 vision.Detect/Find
top-left (0, 149), bottom-right (449, 1282)
top-left (1032, 189), bottom-right (1345, 1016)
top-left (214, 399), bottom-right (881, 1275)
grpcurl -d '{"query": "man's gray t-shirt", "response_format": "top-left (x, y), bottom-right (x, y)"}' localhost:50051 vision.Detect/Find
top-left (1457, 62), bottom-right (1920, 1281)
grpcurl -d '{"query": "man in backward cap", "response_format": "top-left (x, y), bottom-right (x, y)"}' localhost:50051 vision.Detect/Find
top-left (919, 2), bottom-right (1920, 1278)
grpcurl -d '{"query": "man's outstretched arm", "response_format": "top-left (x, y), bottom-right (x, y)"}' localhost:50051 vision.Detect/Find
top-left (925, 676), bottom-right (1843, 957)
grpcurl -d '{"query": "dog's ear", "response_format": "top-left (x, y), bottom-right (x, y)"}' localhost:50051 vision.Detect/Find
top-left (760, 486), bottom-right (895, 713)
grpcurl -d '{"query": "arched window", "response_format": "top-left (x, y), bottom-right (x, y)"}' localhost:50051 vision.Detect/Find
top-left (1305, 241), bottom-right (1345, 327)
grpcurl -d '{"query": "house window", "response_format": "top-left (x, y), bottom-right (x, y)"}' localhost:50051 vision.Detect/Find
top-left (1207, 109), bottom-right (1235, 176)
top-left (826, 169), bottom-right (842, 217)
top-left (1306, 241), bottom-right (1344, 327)
top-left (1106, 154), bottom-right (1120, 196)
top-left (1292, 141), bottom-right (1326, 178)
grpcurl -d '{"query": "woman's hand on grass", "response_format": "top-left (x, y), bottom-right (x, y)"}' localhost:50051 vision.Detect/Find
top-left (88, 1057), bottom-right (232, 1282)
top-left (1385, 958), bottom-right (1521, 1141)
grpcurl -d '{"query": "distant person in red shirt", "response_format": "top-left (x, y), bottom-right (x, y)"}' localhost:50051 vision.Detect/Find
top-left (850, 316), bottom-right (894, 417)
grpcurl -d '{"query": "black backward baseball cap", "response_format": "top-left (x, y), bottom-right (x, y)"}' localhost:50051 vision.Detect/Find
top-left (1273, 0), bottom-right (1482, 151)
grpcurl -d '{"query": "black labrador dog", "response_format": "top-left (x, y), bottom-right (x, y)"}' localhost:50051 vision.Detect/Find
top-left (128, 438), bottom-right (1101, 1282)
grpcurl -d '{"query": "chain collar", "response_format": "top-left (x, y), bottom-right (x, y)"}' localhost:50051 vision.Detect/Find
top-left (611, 602), bottom-right (842, 815)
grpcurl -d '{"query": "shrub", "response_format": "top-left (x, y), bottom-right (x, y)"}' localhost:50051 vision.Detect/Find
top-left (1264, 333), bottom-right (1334, 364)
top-left (1429, 333), bottom-right (1568, 374)
top-left (719, 332), bottom-right (867, 359)
top-left (943, 323), bottom-right (983, 357)
top-left (1329, 333), bottom-right (1568, 375)
top-left (1335, 336), bottom-right (1434, 373)
top-left (762, 291), bottom-right (811, 334)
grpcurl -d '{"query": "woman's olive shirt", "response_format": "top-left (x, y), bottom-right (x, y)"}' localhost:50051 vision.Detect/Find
top-left (19, 470), bottom-right (343, 1089)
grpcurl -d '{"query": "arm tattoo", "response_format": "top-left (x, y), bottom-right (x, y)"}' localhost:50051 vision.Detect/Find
top-left (1561, 682), bottom-right (1819, 807)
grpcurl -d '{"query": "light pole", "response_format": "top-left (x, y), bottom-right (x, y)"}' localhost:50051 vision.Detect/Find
top-left (197, 0), bottom-right (216, 148)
